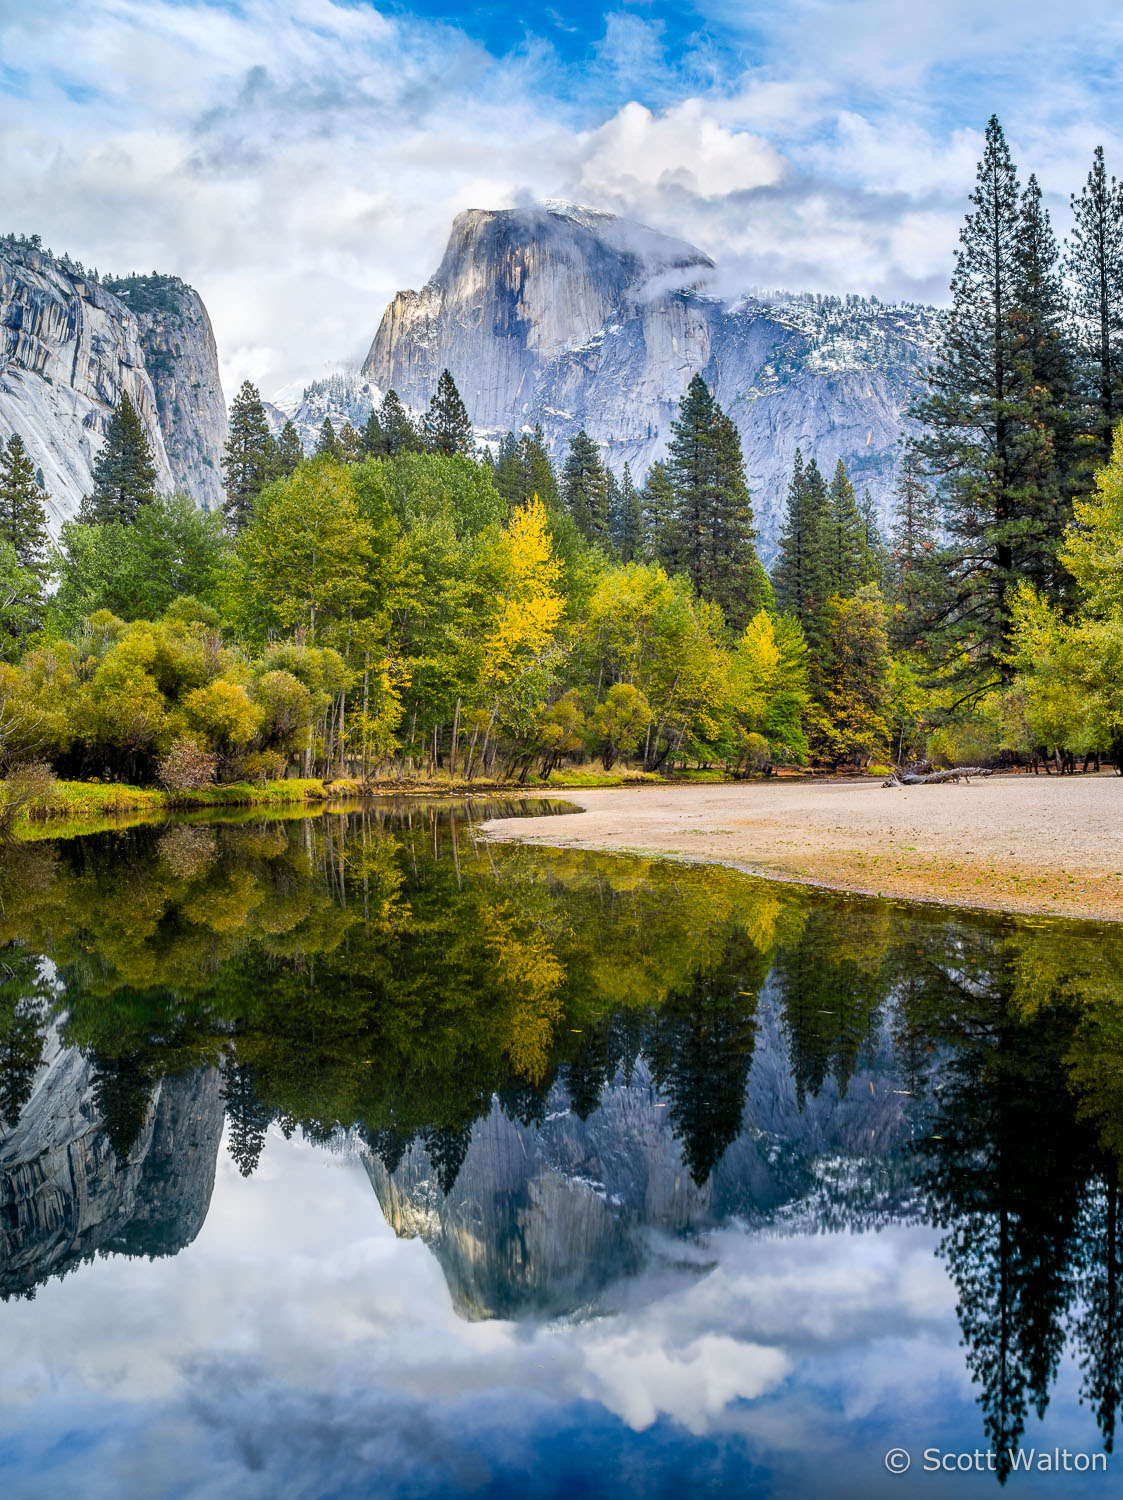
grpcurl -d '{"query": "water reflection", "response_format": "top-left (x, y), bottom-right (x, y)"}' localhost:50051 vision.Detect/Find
top-left (1, 801), bottom-right (1123, 1491)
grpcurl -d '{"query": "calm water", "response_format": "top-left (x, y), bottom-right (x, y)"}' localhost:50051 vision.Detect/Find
top-left (2, 800), bottom-right (1122, 1498)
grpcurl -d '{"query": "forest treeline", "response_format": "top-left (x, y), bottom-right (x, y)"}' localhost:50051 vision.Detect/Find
top-left (1, 117), bottom-right (1122, 784)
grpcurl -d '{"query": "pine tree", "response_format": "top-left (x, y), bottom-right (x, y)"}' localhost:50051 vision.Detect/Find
top-left (1066, 145), bottom-right (1123, 461)
top-left (821, 458), bottom-right (866, 597)
top-left (610, 462), bottom-right (644, 561)
top-left (377, 390), bottom-right (420, 456)
top-left (361, 407), bottom-right (388, 459)
top-left (772, 450), bottom-right (828, 646)
top-left (910, 116), bottom-right (1072, 685)
top-left (492, 432), bottom-right (523, 503)
top-left (1013, 174), bottom-right (1082, 591)
top-left (0, 433), bottom-right (50, 574)
top-left (888, 452), bottom-right (939, 650)
top-left (423, 369), bottom-right (474, 456)
top-left (339, 420), bottom-right (363, 463)
top-left (858, 488), bottom-right (886, 585)
top-left (561, 430), bottom-right (610, 541)
top-left (665, 375), bottom-right (767, 628)
top-left (641, 460), bottom-right (676, 564)
top-left (522, 425), bottom-right (559, 508)
top-left (222, 380), bottom-right (275, 533)
top-left (80, 391), bottom-right (158, 524)
top-left (275, 420), bottom-right (303, 477)
top-left (315, 417), bottom-right (343, 461)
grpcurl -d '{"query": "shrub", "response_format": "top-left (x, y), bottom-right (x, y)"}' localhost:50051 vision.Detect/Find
top-left (157, 736), bottom-right (218, 794)
top-left (0, 760), bottom-right (57, 839)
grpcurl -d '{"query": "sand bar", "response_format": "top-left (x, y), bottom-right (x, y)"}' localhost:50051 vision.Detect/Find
top-left (482, 774), bottom-right (1123, 921)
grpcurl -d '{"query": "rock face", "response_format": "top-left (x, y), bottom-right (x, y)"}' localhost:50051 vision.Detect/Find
top-left (0, 243), bottom-right (226, 527)
top-left (361, 203), bottom-right (939, 558)
top-left (362, 987), bottom-right (929, 1320)
top-left (0, 1028), bottom-right (224, 1298)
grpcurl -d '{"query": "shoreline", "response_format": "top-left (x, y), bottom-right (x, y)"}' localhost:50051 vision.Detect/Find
top-left (480, 777), bottom-right (1123, 923)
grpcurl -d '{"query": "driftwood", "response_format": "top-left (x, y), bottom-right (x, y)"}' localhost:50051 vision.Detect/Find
top-left (883, 766), bottom-right (993, 788)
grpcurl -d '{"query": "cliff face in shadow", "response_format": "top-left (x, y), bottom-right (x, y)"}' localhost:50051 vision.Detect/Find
top-left (0, 1029), bottom-right (224, 1299)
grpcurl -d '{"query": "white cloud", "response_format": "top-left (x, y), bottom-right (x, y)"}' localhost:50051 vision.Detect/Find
top-left (1, 0), bottom-right (1121, 401)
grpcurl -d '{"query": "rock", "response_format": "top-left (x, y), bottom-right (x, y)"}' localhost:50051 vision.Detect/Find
top-left (360, 202), bottom-right (938, 559)
top-left (0, 242), bottom-right (226, 527)
top-left (0, 1026), bottom-right (224, 1298)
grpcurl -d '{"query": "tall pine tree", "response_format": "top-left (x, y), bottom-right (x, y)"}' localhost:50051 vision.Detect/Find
top-left (641, 460), bottom-right (676, 565)
top-left (610, 461), bottom-right (644, 562)
top-left (772, 450), bottom-right (828, 647)
top-left (888, 452), bottom-right (939, 650)
top-left (80, 392), bottom-right (158, 524)
top-left (0, 434), bottom-right (51, 575)
top-left (1066, 145), bottom-right (1123, 463)
top-left (222, 380), bottom-right (275, 533)
top-left (666, 375), bottom-right (767, 628)
top-left (910, 116), bottom-right (1075, 685)
top-left (275, 419), bottom-right (303, 477)
top-left (424, 369), bottom-right (474, 456)
top-left (821, 458), bottom-right (866, 597)
top-left (562, 430), bottom-right (610, 541)
top-left (315, 417), bottom-right (343, 461)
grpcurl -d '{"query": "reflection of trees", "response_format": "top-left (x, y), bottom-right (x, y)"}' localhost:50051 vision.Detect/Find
top-left (773, 903), bottom-right (893, 1106)
top-left (8, 802), bottom-right (1123, 1459)
top-left (648, 937), bottom-right (765, 1186)
top-left (0, 947), bottom-right (51, 1131)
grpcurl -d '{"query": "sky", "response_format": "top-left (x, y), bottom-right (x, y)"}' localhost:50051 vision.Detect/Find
top-left (2, 0), bottom-right (1123, 397)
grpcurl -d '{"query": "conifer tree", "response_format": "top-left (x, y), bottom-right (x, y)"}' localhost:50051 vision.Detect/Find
top-left (492, 432), bottom-right (523, 504)
top-left (361, 407), bottom-right (388, 459)
top-left (888, 452), bottom-right (939, 650)
top-left (821, 458), bottom-right (866, 597)
top-left (222, 380), bottom-right (275, 533)
top-left (377, 390), bottom-right (420, 457)
top-left (1066, 145), bottom-right (1123, 460)
top-left (772, 450), bottom-right (828, 645)
top-left (858, 488), bottom-right (886, 586)
top-left (910, 116), bottom-right (1071, 684)
top-left (275, 420), bottom-right (303, 477)
top-left (339, 421), bottom-right (363, 463)
top-left (1013, 174), bottom-right (1081, 589)
top-left (80, 392), bottom-right (158, 524)
top-left (523, 425), bottom-right (559, 509)
top-left (641, 460), bottom-right (676, 565)
top-left (610, 462), bottom-right (644, 562)
top-left (315, 417), bottom-right (343, 461)
top-left (0, 433), bottom-right (50, 575)
top-left (423, 369), bottom-right (474, 456)
top-left (562, 430), bottom-right (610, 541)
top-left (666, 375), bottom-right (767, 628)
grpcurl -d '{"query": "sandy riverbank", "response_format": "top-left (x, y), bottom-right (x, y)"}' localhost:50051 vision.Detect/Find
top-left (482, 774), bottom-right (1123, 921)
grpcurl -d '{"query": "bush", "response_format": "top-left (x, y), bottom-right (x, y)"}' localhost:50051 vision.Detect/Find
top-left (157, 736), bottom-right (218, 794)
top-left (0, 760), bottom-right (57, 839)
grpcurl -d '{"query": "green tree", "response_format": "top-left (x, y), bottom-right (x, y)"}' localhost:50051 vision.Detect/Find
top-left (609, 462), bottom-right (644, 562)
top-left (274, 420), bottom-right (303, 477)
top-left (80, 392), bottom-right (159, 524)
top-left (1067, 146), bottom-right (1123, 462)
top-left (315, 418), bottom-right (343, 461)
top-left (641, 459), bottom-right (676, 565)
top-left (665, 376), bottom-right (768, 629)
top-left (821, 458), bottom-right (866, 597)
top-left (591, 682), bottom-right (651, 770)
top-left (375, 390), bottom-right (420, 457)
top-left (810, 585), bottom-right (892, 767)
top-left (54, 493), bottom-right (227, 624)
top-left (222, 381), bottom-right (276, 534)
top-left (910, 116), bottom-right (1079, 688)
top-left (888, 451), bottom-right (939, 651)
top-left (424, 369), bottom-right (474, 457)
top-left (561, 430), bottom-right (610, 542)
top-left (772, 450), bottom-right (828, 647)
top-left (0, 434), bottom-right (51, 576)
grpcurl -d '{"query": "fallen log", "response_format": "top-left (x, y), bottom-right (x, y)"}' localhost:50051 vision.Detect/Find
top-left (883, 767), bottom-right (993, 787)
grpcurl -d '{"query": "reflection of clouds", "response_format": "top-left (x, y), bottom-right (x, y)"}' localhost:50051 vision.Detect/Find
top-left (0, 1129), bottom-right (1107, 1498)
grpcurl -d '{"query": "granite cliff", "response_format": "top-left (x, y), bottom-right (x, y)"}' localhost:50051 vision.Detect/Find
top-left (360, 203), bottom-right (939, 557)
top-left (0, 241), bottom-right (226, 527)
top-left (0, 1026), bottom-right (224, 1299)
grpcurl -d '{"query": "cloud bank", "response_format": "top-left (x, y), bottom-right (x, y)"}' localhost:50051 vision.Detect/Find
top-left (1, 0), bottom-right (1121, 396)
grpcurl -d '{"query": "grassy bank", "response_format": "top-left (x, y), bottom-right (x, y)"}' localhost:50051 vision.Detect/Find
top-left (1, 765), bottom-right (682, 843)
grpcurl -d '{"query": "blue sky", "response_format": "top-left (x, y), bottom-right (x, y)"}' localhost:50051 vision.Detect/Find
top-left (2, 0), bottom-right (1122, 393)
